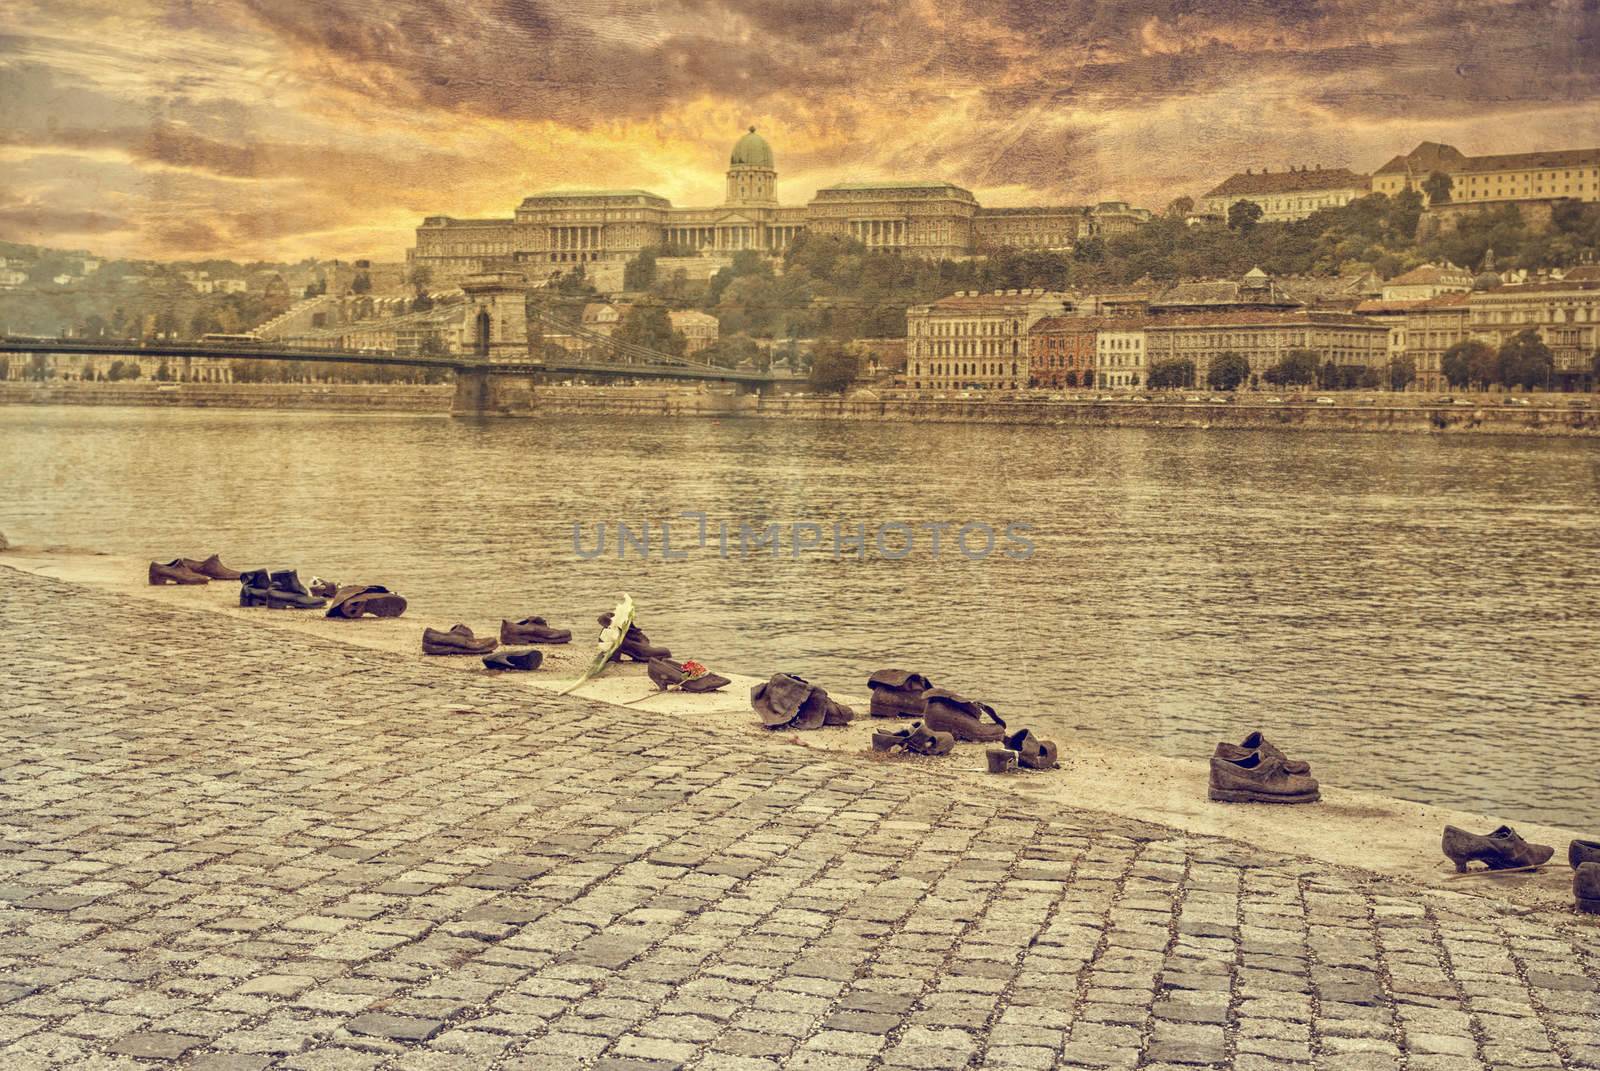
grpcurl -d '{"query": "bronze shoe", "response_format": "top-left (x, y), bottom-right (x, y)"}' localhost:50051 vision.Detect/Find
top-left (597, 612), bottom-right (671, 662)
top-left (647, 657), bottom-right (730, 693)
top-left (500, 616), bottom-right (572, 644)
top-left (1004, 728), bottom-right (1060, 770)
top-left (1213, 731), bottom-right (1310, 775)
top-left (922, 689), bottom-right (1006, 743)
top-left (180, 554), bottom-right (243, 580)
top-left (1569, 839), bottom-right (1600, 869)
top-left (149, 559), bottom-right (209, 585)
top-left (867, 669), bottom-right (932, 718)
top-left (325, 585), bottom-right (407, 619)
top-left (750, 673), bottom-right (853, 730)
top-left (422, 624), bottom-right (498, 656)
top-left (1208, 751), bottom-right (1320, 804)
top-left (1576, 862), bottom-right (1600, 914)
top-left (1441, 825), bottom-right (1554, 872)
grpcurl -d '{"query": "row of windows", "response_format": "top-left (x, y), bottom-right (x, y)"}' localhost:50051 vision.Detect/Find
top-left (914, 319), bottom-right (1025, 336)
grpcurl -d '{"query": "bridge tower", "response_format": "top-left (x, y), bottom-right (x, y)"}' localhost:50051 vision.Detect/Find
top-left (453, 270), bottom-right (536, 416)
top-left (459, 271), bottom-right (531, 361)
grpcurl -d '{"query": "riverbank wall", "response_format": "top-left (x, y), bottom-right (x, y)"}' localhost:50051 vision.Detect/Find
top-left (0, 381), bottom-right (453, 412)
top-left (5, 380), bottom-right (1600, 436)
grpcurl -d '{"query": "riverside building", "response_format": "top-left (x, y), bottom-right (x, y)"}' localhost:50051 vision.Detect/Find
top-left (1142, 311), bottom-right (1389, 388)
top-left (904, 290), bottom-right (1070, 391)
top-left (410, 130), bottom-right (1152, 285)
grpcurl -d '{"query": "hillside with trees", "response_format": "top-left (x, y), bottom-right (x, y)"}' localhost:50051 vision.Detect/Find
top-left (618, 192), bottom-right (1600, 347)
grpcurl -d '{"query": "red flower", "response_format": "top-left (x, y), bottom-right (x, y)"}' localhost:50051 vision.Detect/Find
top-left (682, 660), bottom-right (708, 679)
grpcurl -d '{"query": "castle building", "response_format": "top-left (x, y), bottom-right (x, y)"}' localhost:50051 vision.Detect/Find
top-left (409, 130), bottom-right (1150, 286)
top-left (1197, 166), bottom-right (1370, 222)
top-left (1373, 142), bottom-right (1600, 206)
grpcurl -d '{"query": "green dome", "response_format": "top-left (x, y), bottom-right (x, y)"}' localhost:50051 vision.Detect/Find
top-left (730, 127), bottom-right (773, 169)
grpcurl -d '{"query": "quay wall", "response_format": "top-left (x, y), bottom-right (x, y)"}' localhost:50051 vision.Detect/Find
top-left (4, 380), bottom-right (1599, 436)
top-left (0, 381), bottom-right (453, 412)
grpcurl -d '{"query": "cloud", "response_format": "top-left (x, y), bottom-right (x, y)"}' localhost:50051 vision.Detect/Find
top-left (0, 0), bottom-right (1597, 259)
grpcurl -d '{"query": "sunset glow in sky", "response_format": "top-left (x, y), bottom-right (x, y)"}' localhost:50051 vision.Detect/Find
top-left (2, 0), bottom-right (1597, 262)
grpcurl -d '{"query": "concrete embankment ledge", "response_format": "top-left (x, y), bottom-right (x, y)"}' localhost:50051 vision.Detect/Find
top-left (0, 550), bottom-right (1595, 1069)
top-left (6, 380), bottom-right (1600, 436)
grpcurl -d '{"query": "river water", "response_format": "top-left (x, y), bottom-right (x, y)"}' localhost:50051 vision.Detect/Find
top-left (3, 405), bottom-right (1597, 827)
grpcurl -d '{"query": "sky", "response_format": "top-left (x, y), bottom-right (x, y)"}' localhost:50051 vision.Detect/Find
top-left (1, 0), bottom-right (1597, 263)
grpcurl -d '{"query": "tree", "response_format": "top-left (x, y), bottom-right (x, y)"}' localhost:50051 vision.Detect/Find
top-left (1147, 358), bottom-right (1195, 390)
top-left (1497, 329), bottom-right (1553, 391)
top-left (1441, 339), bottom-right (1497, 389)
top-left (26, 353), bottom-right (53, 381)
top-left (1227, 200), bottom-right (1263, 234)
top-left (1165, 195), bottom-right (1195, 220)
top-left (615, 304), bottom-right (685, 357)
top-left (154, 361), bottom-right (172, 382)
top-left (623, 248), bottom-right (658, 291)
top-left (808, 341), bottom-right (859, 394)
top-left (1422, 171), bottom-right (1453, 206)
top-left (1206, 351), bottom-right (1251, 391)
top-left (1389, 188), bottom-right (1425, 240)
top-left (351, 272), bottom-right (371, 294)
top-left (1387, 356), bottom-right (1417, 392)
top-left (1265, 349), bottom-right (1320, 387)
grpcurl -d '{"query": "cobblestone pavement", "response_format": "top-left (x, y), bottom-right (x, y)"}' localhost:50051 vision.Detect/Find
top-left (0, 567), bottom-right (1596, 1070)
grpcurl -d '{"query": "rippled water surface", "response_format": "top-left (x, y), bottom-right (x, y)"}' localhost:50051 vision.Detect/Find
top-left (3, 405), bottom-right (1598, 826)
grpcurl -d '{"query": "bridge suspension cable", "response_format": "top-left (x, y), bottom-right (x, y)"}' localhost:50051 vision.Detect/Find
top-left (527, 307), bottom-right (726, 372)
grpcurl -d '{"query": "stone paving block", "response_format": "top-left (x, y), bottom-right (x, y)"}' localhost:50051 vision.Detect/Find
top-left (106, 1031), bottom-right (205, 1058)
top-left (343, 1013), bottom-right (446, 1042)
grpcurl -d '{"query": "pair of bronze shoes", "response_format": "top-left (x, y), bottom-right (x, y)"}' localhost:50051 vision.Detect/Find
top-left (238, 569), bottom-right (327, 610)
top-left (752, 673), bottom-right (855, 730)
top-left (148, 554), bottom-right (242, 585)
top-left (1208, 732), bottom-right (1320, 804)
top-left (422, 624), bottom-right (497, 655)
top-left (597, 612), bottom-right (671, 662)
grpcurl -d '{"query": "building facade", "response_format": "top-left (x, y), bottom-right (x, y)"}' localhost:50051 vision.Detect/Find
top-left (1373, 142), bottom-right (1600, 206)
top-left (1096, 322), bottom-right (1148, 388)
top-left (1399, 293), bottom-right (1470, 393)
top-left (1027, 317), bottom-right (1098, 388)
top-left (1464, 279), bottom-right (1600, 385)
top-left (410, 130), bottom-right (1153, 286)
top-left (1380, 263), bottom-right (1473, 301)
top-left (904, 290), bottom-right (1070, 391)
top-left (1144, 311), bottom-right (1389, 388)
top-left (668, 310), bottom-right (720, 355)
top-left (1198, 166), bottom-right (1370, 222)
